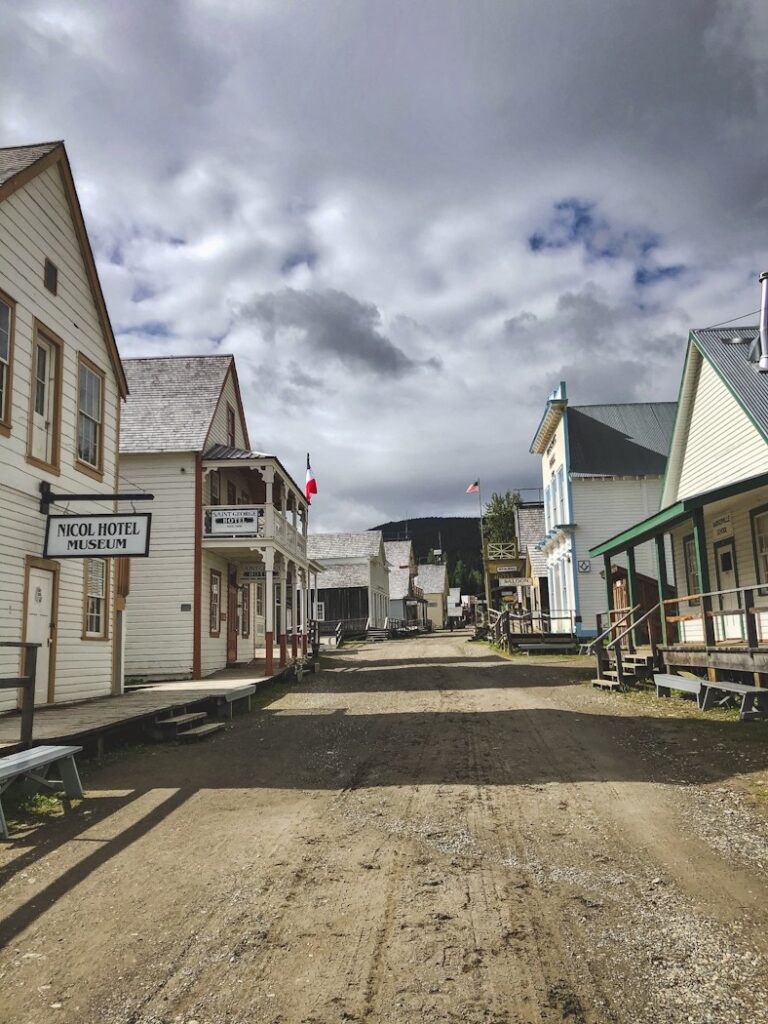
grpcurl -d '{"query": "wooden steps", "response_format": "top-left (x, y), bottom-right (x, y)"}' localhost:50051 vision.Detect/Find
top-left (156, 712), bottom-right (208, 738)
top-left (178, 721), bottom-right (226, 742)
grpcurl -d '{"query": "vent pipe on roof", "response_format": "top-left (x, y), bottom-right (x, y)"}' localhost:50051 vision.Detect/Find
top-left (759, 272), bottom-right (768, 372)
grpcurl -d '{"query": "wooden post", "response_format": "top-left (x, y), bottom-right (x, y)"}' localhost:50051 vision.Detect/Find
top-left (692, 508), bottom-right (715, 654)
top-left (655, 534), bottom-right (669, 647)
top-left (626, 547), bottom-right (638, 652)
top-left (279, 568), bottom-right (287, 668)
top-left (20, 646), bottom-right (36, 750)
top-left (603, 554), bottom-right (613, 638)
top-left (745, 588), bottom-right (759, 650)
top-left (264, 553), bottom-right (275, 676)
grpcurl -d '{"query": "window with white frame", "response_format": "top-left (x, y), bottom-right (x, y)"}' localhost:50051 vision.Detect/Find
top-left (752, 508), bottom-right (768, 591)
top-left (683, 534), bottom-right (701, 606)
top-left (84, 559), bottom-right (108, 637)
top-left (0, 294), bottom-right (12, 427)
top-left (255, 581), bottom-right (264, 617)
top-left (240, 585), bottom-right (250, 637)
top-left (77, 358), bottom-right (104, 470)
top-left (557, 467), bottom-right (565, 523)
top-left (210, 570), bottom-right (221, 636)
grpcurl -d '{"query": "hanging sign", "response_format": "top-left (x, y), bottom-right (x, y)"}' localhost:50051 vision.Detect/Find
top-left (240, 563), bottom-right (266, 582)
top-left (209, 507), bottom-right (265, 536)
top-left (498, 576), bottom-right (533, 587)
top-left (44, 513), bottom-right (152, 558)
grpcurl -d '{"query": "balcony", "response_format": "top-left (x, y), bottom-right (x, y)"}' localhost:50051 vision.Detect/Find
top-left (202, 505), bottom-right (307, 559)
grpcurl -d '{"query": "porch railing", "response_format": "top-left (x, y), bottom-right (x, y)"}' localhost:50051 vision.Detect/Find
top-left (0, 642), bottom-right (39, 749)
top-left (202, 504), bottom-right (307, 558)
top-left (662, 585), bottom-right (768, 649)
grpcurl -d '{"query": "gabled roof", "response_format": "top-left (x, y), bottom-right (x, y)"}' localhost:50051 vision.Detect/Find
top-left (120, 355), bottom-right (232, 453)
top-left (567, 402), bottom-right (676, 477)
top-left (316, 563), bottom-right (370, 590)
top-left (691, 328), bottom-right (768, 441)
top-left (307, 531), bottom-right (384, 561)
top-left (384, 540), bottom-right (415, 601)
top-left (0, 141), bottom-right (127, 397)
top-left (416, 562), bottom-right (448, 594)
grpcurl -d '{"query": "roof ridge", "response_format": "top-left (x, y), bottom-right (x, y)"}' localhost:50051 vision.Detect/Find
top-left (122, 353), bottom-right (233, 363)
top-left (571, 400), bottom-right (677, 410)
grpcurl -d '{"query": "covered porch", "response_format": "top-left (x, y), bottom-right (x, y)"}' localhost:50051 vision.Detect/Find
top-left (589, 471), bottom-right (768, 684)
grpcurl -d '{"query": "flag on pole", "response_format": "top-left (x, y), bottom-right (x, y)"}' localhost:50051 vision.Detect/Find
top-left (305, 454), bottom-right (318, 503)
top-left (465, 481), bottom-right (480, 493)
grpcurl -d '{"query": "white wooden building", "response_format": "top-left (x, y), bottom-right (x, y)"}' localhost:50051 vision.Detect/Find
top-left (307, 532), bottom-right (390, 628)
top-left (119, 355), bottom-right (314, 680)
top-left (0, 142), bottom-right (129, 708)
top-left (590, 295), bottom-right (768, 681)
top-left (529, 383), bottom-right (676, 637)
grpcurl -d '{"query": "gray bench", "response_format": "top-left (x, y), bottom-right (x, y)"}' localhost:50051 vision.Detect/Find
top-left (655, 673), bottom-right (702, 704)
top-left (0, 745), bottom-right (84, 839)
top-left (700, 680), bottom-right (768, 720)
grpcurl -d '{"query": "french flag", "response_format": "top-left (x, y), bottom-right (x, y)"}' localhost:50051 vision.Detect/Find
top-left (305, 454), bottom-right (318, 504)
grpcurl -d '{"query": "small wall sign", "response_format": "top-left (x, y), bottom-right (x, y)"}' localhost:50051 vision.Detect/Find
top-left (44, 513), bottom-right (152, 558)
top-left (240, 563), bottom-right (266, 581)
top-left (712, 513), bottom-right (733, 540)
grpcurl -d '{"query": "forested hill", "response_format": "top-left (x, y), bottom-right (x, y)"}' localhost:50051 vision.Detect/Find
top-left (371, 516), bottom-right (483, 593)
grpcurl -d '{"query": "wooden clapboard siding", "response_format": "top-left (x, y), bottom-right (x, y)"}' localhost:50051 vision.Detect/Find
top-left (0, 158), bottom-right (122, 706)
top-left (205, 367), bottom-right (249, 450)
top-left (201, 549), bottom-right (230, 677)
top-left (571, 476), bottom-right (665, 632)
top-left (673, 353), bottom-right (768, 502)
top-left (670, 483), bottom-right (768, 643)
top-left (119, 453), bottom-right (196, 679)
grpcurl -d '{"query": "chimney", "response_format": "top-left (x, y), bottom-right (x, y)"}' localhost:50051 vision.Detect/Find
top-left (759, 272), bottom-right (768, 372)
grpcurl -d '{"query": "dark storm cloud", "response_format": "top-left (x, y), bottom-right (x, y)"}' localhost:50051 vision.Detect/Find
top-left (242, 288), bottom-right (441, 378)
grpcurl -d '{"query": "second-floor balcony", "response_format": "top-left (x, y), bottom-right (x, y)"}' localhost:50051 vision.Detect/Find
top-left (202, 504), bottom-right (307, 559)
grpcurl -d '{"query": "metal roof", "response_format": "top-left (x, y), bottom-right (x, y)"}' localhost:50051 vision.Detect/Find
top-left (691, 327), bottom-right (768, 441)
top-left (567, 402), bottom-right (676, 476)
top-left (120, 355), bottom-right (232, 453)
top-left (205, 443), bottom-right (274, 460)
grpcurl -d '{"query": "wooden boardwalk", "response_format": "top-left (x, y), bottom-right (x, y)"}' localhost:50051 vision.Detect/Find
top-left (0, 669), bottom-right (275, 754)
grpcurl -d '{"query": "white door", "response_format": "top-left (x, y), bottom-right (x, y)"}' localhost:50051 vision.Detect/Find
top-left (26, 568), bottom-right (55, 704)
top-left (31, 336), bottom-right (56, 463)
top-left (716, 542), bottom-right (742, 641)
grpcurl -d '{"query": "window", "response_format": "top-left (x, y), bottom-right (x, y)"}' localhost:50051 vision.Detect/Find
top-left (209, 570), bottom-right (222, 636)
top-left (84, 559), bottom-right (109, 638)
top-left (77, 356), bottom-right (104, 474)
top-left (751, 506), bottom-right (768, 592)
top-left (227, 481), bottom-right (237, 506)
top-left (255, 582), bottom-right (264, 617)
top-left (227, 404), bottom-right (236, 447)
top-left (44, 258), bottom-right (58, 295)
top-left (240, 585), bottom-right (250, 638)
top-left (557, 467), bottom-right (566, 523)
top-left (0, 292), bottom-right (14, 433)
top-left (544, 484), bottom-right (551, 532)
top-left (683, 534), bottom-right (701, 606)
top-left (27, 325), bottom-right (62, 470)
top-left (210, 471), bottom-right (220, 505)
top-left (315, 600), bottom-right (325, 621)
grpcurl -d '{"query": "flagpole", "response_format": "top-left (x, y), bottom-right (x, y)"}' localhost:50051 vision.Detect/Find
top-left (477, 481), bottom-right (493, 619)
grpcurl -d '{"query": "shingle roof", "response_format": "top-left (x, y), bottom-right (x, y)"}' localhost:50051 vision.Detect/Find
top-left (514, 504), bottom-right (545, 549)
top-left (527, 543), bottom-right (547, 577)
top-left (384, 540), bottom-right (414, 599)
top-left (307, 531), bottom-right (384, 561)
top-left (416, 563), bottom-right (448, 594)
top-left (120, 355), bottom-right (232, 453)
top-left (0, 142), bottom-right (61, 189)
top-left (692, 327), bottom-right (768, 441)
top-left (567, 402), bottom-right (676, 476)
top-left (316, 563), bottom-right (370, 589)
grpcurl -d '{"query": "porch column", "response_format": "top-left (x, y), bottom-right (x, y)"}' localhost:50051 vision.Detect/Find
top-left (278, 564), bottom-right (288, 667)
top-left (290, 564), bottom-right (298, 660)
top-left (655, 534), bottom-right (669, 647)
top-left (264, 550), bottom-right (275, 676)
top-left (692, 508), bottom-right (716, 654)
top-left (300, 568), bottom-right (308, 656)
top-left (626, 547), bottom-right (638, 649)
top-left (603, 554), bottom-right (613, 633)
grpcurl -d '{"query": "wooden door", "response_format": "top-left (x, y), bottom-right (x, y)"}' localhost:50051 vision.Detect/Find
top-left (26, 567), bottom-right (55, 704)
top-left (715, 540), bottom-right (742, 641)
top-left (227, 568), bottom-right (238, 664)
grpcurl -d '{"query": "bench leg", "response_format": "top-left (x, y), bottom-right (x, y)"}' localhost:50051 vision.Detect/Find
top-left (700, 685), bottom-right (715, 711)
top-left (0, 799), bottom-right (8, 840)
top-left (656, 686), bottom-right (670, 698)
top-left (55, 756), bottom-right (84, 800)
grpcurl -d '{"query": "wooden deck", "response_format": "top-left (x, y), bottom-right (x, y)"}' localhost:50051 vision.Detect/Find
top-left (0, 667), bottom-right (278, 754)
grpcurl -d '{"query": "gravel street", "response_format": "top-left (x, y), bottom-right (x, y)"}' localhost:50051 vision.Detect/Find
top-left (2, 632), bottom-right (768, 1024)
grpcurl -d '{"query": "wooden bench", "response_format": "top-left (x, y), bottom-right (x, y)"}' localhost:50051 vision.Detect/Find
top-left (654, 673), bottom-right (702, 704)
top-left (0, 745), bottom-right (84, 839)
top-left (699, 680), bottom-right (768, 720)
top-left (516, 643), bottom-right (578, 655)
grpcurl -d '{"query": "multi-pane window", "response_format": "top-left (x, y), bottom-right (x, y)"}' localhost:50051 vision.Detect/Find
top-left (210, 570), bottom-right (221, 636)
top-left (683, 535), bottom-right (701, 606)
top-left (85, 559), bottom-right (108, 638)
top-left (28, 329), bottom-right (61, 468)
top-left (752, 509), bottom-right (768, 590)
top-left (0, 296), bottom-right (11, 426)
top-left (240, 585), bottom-right (250, 638)
top-left (35, 344), bottom-right (48, 415)
top-left (77, 359), bottom-right (103, 469)
top-left (255, 582), bottom-right (264, 617)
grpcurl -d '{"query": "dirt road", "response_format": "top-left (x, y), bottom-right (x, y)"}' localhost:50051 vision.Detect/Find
top-left (2, 633), bottom-right (768, 1023)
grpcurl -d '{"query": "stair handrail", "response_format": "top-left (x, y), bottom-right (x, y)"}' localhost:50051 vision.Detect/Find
top-left (583, 605), bottom-right (639, 654)
top-left (606, 602), bottom-right (660, 650)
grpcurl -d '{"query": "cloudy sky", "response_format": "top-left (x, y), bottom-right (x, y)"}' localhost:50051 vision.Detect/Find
top-left (3, 0), bottom-right (768, 529)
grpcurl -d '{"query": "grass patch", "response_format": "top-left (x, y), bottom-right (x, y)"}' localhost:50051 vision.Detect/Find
top-left (3, 789), bottom-right (80, 829)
